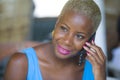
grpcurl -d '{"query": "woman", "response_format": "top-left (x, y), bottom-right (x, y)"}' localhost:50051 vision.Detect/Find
top-left (4, 0), bottom-right (106, 80)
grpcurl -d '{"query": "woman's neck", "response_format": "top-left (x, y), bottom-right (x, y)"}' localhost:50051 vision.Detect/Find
top-left (47, 42), bottom-right (82, 67)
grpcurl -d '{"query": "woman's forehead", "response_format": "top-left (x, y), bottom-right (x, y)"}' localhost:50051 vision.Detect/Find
top-left (56, 11), bottom-right (94, 35)
top-left (59, 10), bottom-right (92, 24)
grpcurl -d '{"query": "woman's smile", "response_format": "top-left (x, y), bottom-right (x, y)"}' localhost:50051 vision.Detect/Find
top-left (57, 45), bottom-right (72, 55)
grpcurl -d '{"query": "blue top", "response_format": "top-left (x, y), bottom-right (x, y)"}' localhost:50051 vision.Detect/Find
top-left (21, 47), bottom-right (94, 80)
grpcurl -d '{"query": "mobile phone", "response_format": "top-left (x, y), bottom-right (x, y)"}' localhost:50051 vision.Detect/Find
top-left (78, 32), bottom-right (96, 65)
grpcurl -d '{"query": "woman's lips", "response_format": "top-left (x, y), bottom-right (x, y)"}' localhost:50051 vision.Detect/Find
top-left (57, 45), bottom-right (71, 55)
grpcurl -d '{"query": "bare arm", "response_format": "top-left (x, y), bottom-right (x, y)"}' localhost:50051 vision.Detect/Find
top-left (4, 52), bottom-right (28, 80)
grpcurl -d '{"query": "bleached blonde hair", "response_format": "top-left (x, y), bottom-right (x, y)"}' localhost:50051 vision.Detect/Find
top-left (59, 0), bottom-right (101, 31)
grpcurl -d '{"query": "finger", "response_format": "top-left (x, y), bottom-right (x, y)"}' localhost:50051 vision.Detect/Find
top-left (92, 41), bottom-right (105, 58)
top-left (86, 42), bottom-right (105, 61)
top-left (92, 40), bottom-right (95, 45)
top-left (85, 52), bottom-right (96, 65)
top-left (86, 52), bottom-right (99, 66)
top-left (83, 46), bottom-right (102, 64)
top-left (96, 47), bottom-right (106, 62)
top-left (92, 43), bottom-right (106, 62)
top-left (85, 42), bottom-right (105, 64)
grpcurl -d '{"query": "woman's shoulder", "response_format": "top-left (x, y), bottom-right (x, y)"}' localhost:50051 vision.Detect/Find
top-left (7, 52), bottom-right (28, 70)
top-left (4, 52), bottom-right (28, 79)
top-left (11, 52), bottom-right (27, 62)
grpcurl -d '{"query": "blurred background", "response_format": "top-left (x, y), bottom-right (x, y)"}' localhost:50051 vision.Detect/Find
top-left (0, 0), bottom-right (120, 80)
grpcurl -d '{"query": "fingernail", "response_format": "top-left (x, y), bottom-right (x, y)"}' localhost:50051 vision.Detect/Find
top-left (85, 42), bottom-right (90, 45)
top-left (83, 45), bottom-right (86, 48)
top-left (92, 40), bottom-right (95, 44)
top-left (86, 52), bottom-right (90, 56)
top-left (92, 40), bottom-right (94, 44)
top-left (83, 45), bottom-right (87, 49)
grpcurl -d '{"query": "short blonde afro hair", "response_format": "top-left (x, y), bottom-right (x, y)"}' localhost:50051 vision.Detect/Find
top-left (60, 0), bottom-right (101, 31)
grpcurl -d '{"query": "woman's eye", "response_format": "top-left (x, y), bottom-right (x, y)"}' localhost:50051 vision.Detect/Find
top-left (76, 34), bottom-right (84, 40)
top-left (60, 26), bottom-right (68, 32)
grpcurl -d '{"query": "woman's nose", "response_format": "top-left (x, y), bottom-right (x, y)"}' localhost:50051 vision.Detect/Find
top-left (63, 34), bottom-right (73, 46)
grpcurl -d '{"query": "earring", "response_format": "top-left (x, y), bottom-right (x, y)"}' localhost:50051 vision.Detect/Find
top-left (78, 52), bottom-right (87, 65)
top-left (52, 30), bottom-right (54, 37)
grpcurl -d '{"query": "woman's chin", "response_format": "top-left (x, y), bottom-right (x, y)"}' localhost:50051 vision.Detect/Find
top-left (55, 52), bottom-right (69, 59)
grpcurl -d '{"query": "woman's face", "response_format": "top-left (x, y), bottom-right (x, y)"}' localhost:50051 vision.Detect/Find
top-left (52, 11), bottom-right (94, 59)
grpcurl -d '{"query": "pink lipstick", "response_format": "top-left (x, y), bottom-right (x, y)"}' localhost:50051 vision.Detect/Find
top-left (57, 45), bottom-right (71, 55)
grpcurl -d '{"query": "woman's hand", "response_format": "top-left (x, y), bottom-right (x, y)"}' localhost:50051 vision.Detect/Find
top-left (83, 40), bottom-right (106, 80)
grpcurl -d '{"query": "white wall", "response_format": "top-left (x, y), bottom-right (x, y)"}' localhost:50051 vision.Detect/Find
top-left (33, 0), bottom-right (68, 18)
top-left (94, 0), bottom-right (107, 55)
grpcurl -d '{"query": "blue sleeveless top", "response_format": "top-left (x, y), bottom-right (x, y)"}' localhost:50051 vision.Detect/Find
top-left (21, 47), bottom-right (94, 80)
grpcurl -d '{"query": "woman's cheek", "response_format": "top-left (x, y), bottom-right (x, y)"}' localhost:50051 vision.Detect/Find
top-left (54, 32), bottom-right (66, 40)
top-left (74, 40), bottom-right (85, 51)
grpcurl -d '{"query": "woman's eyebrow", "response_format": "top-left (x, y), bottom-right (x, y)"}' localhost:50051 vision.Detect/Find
top-left (62, 23), bottom-right (70, 29)
top-left (76, 32), bottom-right (88, 36)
